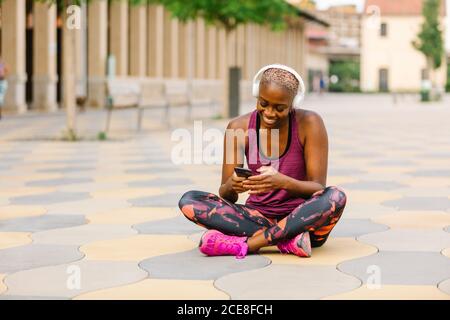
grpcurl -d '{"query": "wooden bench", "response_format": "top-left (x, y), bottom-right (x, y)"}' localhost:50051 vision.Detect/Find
top-left (105, 77), bottom-right (168, 132)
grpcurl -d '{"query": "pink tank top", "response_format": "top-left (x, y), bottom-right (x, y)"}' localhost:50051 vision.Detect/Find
top-left (245, 109), bottom-right (307, 218)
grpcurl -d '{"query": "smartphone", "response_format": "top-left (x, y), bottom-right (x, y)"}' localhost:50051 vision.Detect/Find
top-left (234, 167), bottom-right (253, 178)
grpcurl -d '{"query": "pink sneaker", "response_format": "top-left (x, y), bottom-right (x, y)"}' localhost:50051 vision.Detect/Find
top-left (277, 232), bottom-right (312, 258)
top-left (199, 230), bottom-right (248, 259)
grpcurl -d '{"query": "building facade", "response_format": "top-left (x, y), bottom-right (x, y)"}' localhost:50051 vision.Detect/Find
top-left (0, 0), bottom-right (327, 116)
top-left (361, 0), bottom-right (447, 92)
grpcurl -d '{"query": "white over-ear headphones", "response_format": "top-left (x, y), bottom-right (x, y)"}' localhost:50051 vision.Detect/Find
top-left (252, 63), bottom-right (306, 108)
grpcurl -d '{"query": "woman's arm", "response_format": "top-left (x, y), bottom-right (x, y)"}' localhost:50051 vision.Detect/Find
top-left (219, 119), bottom-right (249, 203)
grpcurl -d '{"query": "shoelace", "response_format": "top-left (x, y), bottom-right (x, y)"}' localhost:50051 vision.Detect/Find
top-left (216, 236), bottom-right (247, 259)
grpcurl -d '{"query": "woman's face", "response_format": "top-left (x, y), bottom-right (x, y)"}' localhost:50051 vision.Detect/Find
top-left (256, 83), bottom-right (293, 128)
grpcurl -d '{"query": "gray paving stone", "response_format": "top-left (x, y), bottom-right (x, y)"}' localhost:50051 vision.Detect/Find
top-left (358, 229), bottom-right (450, 252)
top-left (0, 165), bottom-right (10, 171)
top-left (139, 248), bottom-right (271, 280)
top-left (407, 169), bottom-right (450, 177)
top-left (36, 166), bottom-right (95, 173)
top-left (382, 196), bottom-right (450, 211)
top-left (129, 192), bottom-right (183, 207)
top-left (445, 226), bottom-right (450, 233)
top-left (128, 177), bottom-right (194, 187)
top-left (215, 265), bottom-right (361, 299)
top-left (338, 251), bottom-right (450, 285)
top-left (133, 215), bottom-right (204, 235)
top-left (418, 152), bottom-right (450, 159)
top-left (0, 214), bottom-right (86, 232)
top-left (328, 168), bottom-right (366, 176)
top-left (45, 198), bottom-right (131, 216)
top-left (341, 180), bottom-right (406, 191)
top-left (124, 157), bottom-right (172, 165)
top-left (330, 219), bottom-right (389, 238)
top-left (10, 192), bottom-right (91, 205)
top-left (2, 261), bottom-right (148, 298)
top-left (26, 178), bottom-right (93, 187)
top-left (341, 151), bottom-right (382, 158)
top-left (0, 244), bottom-right (84, 273)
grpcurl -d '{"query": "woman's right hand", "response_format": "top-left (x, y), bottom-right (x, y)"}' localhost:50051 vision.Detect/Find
top-left (229, 172), bottom-right (249, 194)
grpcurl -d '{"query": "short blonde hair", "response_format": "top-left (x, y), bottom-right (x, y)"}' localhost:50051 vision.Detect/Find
top-left (260, 68), bottom-right (299, 98)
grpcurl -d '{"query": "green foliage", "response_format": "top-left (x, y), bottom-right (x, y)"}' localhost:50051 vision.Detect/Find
top-left (328, 60), bottom-right (360, 93)
top-left (97, 131), bottom-right (108, 140)
top-left (446, 62), bottom-right (450, 92)
top-left (147, 0), bottom-right (297, 32)
top-left (413, 0), bottom-right (444, 70)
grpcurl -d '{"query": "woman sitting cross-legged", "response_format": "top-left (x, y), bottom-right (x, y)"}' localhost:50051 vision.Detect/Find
top-left (178, 64), bottom-right (347, 259)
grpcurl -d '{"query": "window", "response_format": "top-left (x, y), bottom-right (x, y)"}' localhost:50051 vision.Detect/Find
top-left (380, 23), bottom-right (388, 37)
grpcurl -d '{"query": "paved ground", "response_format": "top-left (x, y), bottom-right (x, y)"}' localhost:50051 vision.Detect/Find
top-left (0, 93), bottom-right (450, 300)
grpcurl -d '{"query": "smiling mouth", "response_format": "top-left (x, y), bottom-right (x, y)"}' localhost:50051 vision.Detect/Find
top-left (262, 116), bottom-right (277, 125)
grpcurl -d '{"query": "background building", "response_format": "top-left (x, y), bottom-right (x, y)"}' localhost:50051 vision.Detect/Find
top-left (0, 0), bottom-right (328, 116)
top-left (361, 0), bottom-right (448, 92)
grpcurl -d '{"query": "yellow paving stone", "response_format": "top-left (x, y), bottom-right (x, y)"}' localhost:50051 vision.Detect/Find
top-left (365, 166), bottom-right (414, 175)
top-left (0, 274), bottom-right (6, 295)
top-left (93, 174), bottom-right (157, 183)
top-left (326, 176), bottom-right (358, 186)
top-left (373, 211), bottom-right (450, 229)
top-left (260, 238), bottom-right (377, 266)
top-left (345, 190), bottom-right (402, 204)
top-left (6, 173), bottom-right (63, 181)
top-left (0, 205), bottom-right (47, 220)
top-left (0, 232), bottom-right (32, 250)
top-left (323, 285), bottom-right (450, 300)
top-left (86, 207), bottom-right (179, 225)
top-left (0, 187), bottom-right (56, 198)
top-left (90, 188), bottom-right (164, 199)
top-left (80, 235), bottom-right (196, 261)
top-left (74, 279), bottom-right (229, 300)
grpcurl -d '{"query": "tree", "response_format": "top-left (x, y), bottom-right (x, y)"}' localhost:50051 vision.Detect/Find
top-left (413, 0), bottom-right (445, 99)
top-left (148, 0), bottom-right (297, 118)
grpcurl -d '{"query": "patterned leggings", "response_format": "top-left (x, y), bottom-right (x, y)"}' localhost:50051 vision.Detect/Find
top-left (178, 186), bottom-right (347, 248)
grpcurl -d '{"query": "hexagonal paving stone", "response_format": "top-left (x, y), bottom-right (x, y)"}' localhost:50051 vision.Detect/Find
top-left (26, 178), bottom-right (93, 187)
top-left (260, 237), bottom-right (377, 266)
top-left (128, 193), bottom-right (183, 207)
top-left (438, 278), bottom-right (450, 296)
top-left (324, 285), bottom-right (450, 300)
top-left (338, 251), bottom-right (450, 285)
top-left (0, 274), bottom-right (6, 295)
top-left (10, 191), bottom-right (91, 205)
top-left (358, 229), bottom-right (450, 252)
top-left (0, 232), bottom-right (32, 250)
top-left (370, 159), bottom-right (417, 166)
top-left (90, 188), bottom-right (163, 199)
top-left (341, 180), bottom-right (407, 191)
top-left (80, 235), bottom-right (196, 261)
top-left (2, 261), bottom-right (148, 298)
top-left (346, 190), bottom-right (402, 205)
top-left (446, 226), bottom-right (450, 233)
top-left (125, 166), bottom-right (181, 174)
top-left (328, 168), bottom-right (366, 176)
top-left (215, 265), bottom-right (361, 299)
top-left (32, 224), bottom-right (137, 245)
top-left (139, 248), bottom-right (270, 280)
top-left (0, 215), bottom-right (86, 232)
top-left (128, 177), bottom-right (194, 188)
top-left (330, 219), bottom-right (389, 238)
top-left (45, 198), bottom-right (131, 216)
top-left (86, 207), bottom-right (178, 224)
top-left (0, 295), bottom-right (68, 300)
top-left (382, 196), bottom-right (450, 211)
top-left (0, 244), bottom-right (84, 273)
top-left (133, 216), bottom-right (203, 235)
top-left (74, 279), bottom-right (229, 300)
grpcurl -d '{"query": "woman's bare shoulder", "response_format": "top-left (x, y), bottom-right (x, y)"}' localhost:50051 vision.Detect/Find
top-left (226, 112), bottom-right (253, 130)
top-left (295, 108), bottom-right (325, 128)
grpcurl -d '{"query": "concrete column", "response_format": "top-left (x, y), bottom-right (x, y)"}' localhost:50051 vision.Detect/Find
top-left (178, 22), bottom-right (188, 78)
top-left (32, 2), bottom-right (57, 112)
top-left (129, 4), bottom-right (147, 77)
top-left (217, 28), bottom-right (227, 80)
top-left (147, 5), bottom-right (164, 77)
top-left (236, 25), bottom-right (245, 70)
top-left (163, 10), bottom-right (178, 78)
top-left (206, 25), bottom-right (216, 79)
top-left (109, 0), bottom-right (128, 76)
top-left (87, 0), bottom-right (107, 107)
top-left (245, 24), bottom-right (254, 80)
top-left (1, 0), bottom-right (27, 113)
top-left (195, 19), bottom-right (206, 78)
top-left (75, 3), bottom-right (88, 98)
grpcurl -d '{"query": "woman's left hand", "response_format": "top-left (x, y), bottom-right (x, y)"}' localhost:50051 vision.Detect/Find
top-left (243, 166), bottom-right (286, 194)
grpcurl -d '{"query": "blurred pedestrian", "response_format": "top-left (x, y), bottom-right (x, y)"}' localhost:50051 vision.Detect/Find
top-left (0, 56), bottom-right (9, 120)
